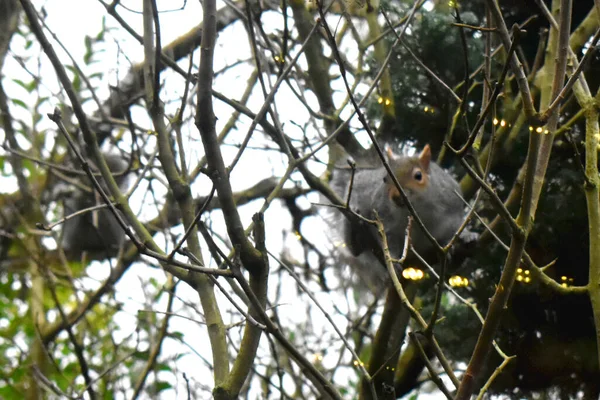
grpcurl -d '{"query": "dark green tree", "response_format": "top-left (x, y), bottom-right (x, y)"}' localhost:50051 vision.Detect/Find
top-left (0, 0), bottom-right (598, 399)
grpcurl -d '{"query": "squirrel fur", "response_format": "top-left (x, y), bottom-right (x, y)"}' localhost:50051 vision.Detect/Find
top-left (330, 144), bottom-right (466, 289)
top-left (61, 154), bottom-right (130, 255)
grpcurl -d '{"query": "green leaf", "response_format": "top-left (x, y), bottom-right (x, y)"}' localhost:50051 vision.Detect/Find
top-left (0, 383), bottom-right (22, 398)
top-left (84, 35), bottom-right (94, 65)
top-left (11, 98), bottom-right (27, 110)
top-left (12, 79), bottom-right (27, 89)
top-left (169, 331), bottom-right (184, 341)
top-left (157, 362), bottom-right (172, 372)
top-left (134, 350), bottom-right (150, 361)
top-left (152, 381), bottom-right (173, 393)
top-left (72, 72), bottom-right (82, 92)
top-left (96, 18), bottom-right (107, 42)
top-left (12, 78), bottom-right (38, 93)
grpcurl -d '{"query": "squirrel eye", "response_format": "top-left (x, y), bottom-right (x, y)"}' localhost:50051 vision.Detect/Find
top-left (413, 169), bottom-right (423, 181)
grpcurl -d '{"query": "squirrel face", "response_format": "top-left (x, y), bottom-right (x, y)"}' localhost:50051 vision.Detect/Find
top-left (384, 145), bottom-right (431, 207)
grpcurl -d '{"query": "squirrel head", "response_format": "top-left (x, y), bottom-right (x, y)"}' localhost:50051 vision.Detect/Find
top-left (384, 144), bottom-right (431, 207)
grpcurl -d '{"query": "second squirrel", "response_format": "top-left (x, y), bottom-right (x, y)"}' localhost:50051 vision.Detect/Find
top-left (330, 144), bottom-right (466, 288)
top-left (61, 153), bottom-right (131, 256)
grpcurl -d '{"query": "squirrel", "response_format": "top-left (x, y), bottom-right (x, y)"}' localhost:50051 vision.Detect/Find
top-left (60, 153), bottom-right (131, 256)
top-left (329, 144), bottom-right (470, 290)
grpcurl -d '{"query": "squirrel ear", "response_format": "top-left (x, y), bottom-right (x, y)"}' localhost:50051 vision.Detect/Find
top-left (418, 144), bottom-right (431, 171)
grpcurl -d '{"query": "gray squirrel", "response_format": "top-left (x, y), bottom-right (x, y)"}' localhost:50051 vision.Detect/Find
top-left (61, 153), bottom-right (130, 255)
top-left (330, 144), bottom-right (469, 288)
